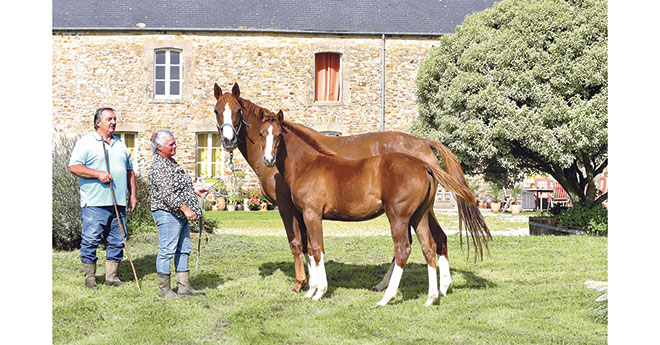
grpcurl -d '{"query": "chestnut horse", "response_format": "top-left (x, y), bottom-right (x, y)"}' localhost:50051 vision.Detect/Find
top-left (213, 82), bottom-right (490, 296)
top-left (258, 110), bottom-right (476, 305)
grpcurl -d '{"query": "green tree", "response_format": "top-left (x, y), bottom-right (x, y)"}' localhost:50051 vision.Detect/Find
top-left (413, 0), bottom-right (607, 208)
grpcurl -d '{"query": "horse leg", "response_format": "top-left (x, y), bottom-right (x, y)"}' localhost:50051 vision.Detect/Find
top-left (276, 201), bottom-right (308, 292)
top-left (412, 211), bottom-right (439, 306)
top-left (372, 228), bottom-right (413, 292)
top-left (377, 214), bottom-right (412, 307)
top-left (428, 210), bottom-right (452, 296)
top-left (302, 210), bottom-right (327, 300)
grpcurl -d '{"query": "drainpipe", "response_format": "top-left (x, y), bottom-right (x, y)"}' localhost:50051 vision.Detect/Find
top-left (381, 34), bottom-right (386, 131)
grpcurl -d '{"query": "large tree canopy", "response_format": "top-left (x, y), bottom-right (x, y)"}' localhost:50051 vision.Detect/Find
top-left (413, 0), bottom-right (607, 208)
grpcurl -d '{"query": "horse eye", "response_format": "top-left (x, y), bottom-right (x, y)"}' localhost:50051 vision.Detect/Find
top-left (214, 109), bottom-right (219, 115)
top-left (237, 108), bottom-right (242, 114)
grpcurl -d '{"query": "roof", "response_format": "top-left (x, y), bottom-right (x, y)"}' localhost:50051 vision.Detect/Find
top-left (52, 0), bottom-right (499, 35)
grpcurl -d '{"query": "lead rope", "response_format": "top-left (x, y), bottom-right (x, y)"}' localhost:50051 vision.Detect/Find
top-left (194, 150), bottom-right (239, 280)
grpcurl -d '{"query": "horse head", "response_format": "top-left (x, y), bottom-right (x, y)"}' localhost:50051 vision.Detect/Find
top-left (213, 82), bottom-right (246, 150)
top-left (259, 109), bottom-right (285, 167)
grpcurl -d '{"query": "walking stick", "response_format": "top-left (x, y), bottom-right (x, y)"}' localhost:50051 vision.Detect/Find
top-left (101, 140), bottom-right (141, 291)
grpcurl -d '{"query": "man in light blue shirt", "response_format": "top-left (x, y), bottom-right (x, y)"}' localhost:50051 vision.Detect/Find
top-left (69, 107), bottom-right (138, 289)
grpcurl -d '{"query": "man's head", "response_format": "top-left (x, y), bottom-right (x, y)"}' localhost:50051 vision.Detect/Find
top-left (94, 107), bottom-right (117, 135)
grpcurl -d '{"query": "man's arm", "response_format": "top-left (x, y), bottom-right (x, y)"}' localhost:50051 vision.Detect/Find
top-left (127, 169), bottom-right (138, 212)
top-left (69, 164), bottom-right (113, 183)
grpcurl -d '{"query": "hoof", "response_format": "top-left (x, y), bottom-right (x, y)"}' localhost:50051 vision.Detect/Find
top-left (425, 294), bottom-right (438, 306)
top-left (439, 282), bottom-right (453, 297)
top-left (304, 287), bottom-right (317, 299)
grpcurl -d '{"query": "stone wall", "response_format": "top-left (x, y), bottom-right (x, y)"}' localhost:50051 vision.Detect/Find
top-left (53, 31), bottom-right (438, 192)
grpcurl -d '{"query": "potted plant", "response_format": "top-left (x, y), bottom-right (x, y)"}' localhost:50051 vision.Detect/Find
top-left (226, 194), bottom-right (243, 211)
top-left (489, 183), bottom-right (502, 212)
top-left (510, 185), bottom-right (523, 215)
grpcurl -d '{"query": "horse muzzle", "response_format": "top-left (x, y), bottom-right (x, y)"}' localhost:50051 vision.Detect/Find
top-left (264, 156), bottom-right (276, 167)
top-left (221, 136), bottom-right (238, 150)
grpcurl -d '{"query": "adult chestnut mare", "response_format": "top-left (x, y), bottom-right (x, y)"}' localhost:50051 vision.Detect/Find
top-left (213, 82), bottom-right (490, 296)
top-left (258, 109), bottom-right (476, 305)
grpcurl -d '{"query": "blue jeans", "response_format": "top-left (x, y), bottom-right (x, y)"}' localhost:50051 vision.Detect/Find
top-left (152, 210), bottom-right (192, 274)
top-left (80, 206), bottom-right (126, 263)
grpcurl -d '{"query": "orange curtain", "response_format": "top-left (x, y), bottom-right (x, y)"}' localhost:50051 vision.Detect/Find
top-left (315, 53), bottom-right (340, 101)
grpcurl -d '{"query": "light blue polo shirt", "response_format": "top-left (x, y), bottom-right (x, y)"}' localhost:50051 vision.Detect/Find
top-left (68, 132), bottom-right (134, 207)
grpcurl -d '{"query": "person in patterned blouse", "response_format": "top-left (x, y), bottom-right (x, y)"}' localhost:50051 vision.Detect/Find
top-left (149, 129), bottom-right (207, 298)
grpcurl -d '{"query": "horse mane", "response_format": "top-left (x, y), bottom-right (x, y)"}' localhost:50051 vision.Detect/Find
top-left (281, 121), bottom-right (337, 156)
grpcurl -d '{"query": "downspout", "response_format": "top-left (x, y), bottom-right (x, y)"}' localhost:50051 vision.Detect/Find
top-left (381, 34), bottom-right (386, 131)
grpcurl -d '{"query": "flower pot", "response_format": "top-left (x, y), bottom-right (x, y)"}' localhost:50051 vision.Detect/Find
top-left (216, 197), bottom-right (226, 211)
top-left (237, 204), bottom-right (244, 211)
top-left (511, 204), bottom-right (522, 214)
top-left (490, 202), bottom-right (501, 212)
top-left (227, 204), bottom-right (236, 212)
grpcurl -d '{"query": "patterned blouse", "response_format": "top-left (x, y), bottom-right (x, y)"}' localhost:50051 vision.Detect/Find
top-left (148, 153), bottom-right (202, 220)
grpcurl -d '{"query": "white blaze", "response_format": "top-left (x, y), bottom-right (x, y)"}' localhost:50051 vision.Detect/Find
top-left (222, 104), bottom-right (234, 141)
top-left (264, 125), bottom-right (274, 162)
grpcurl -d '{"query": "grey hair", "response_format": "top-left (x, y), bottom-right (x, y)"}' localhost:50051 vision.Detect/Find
top-left (151, 129), bottom-right (174, 154)
top-left (93, 107), bottom-right (115, 130)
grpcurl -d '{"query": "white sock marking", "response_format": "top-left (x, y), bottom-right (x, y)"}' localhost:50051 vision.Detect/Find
top-left (438, 255), bottom-right (452, 297)
top-left (377, 265), bottom-right (403, 306)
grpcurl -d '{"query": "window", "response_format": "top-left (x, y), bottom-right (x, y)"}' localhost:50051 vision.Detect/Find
top-left (116, 132), bottom-right (138, 172)
top-left (196, 133), bottom-right (224, 179)
top-left (154, 49), bottom-right (182, 99)
top-left (315, 52), bottom-right (341, 102)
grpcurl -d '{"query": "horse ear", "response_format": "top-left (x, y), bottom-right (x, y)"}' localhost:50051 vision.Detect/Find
top-left (214, 83), bottom-right (222, 100)
top-left (258, 108), bottom-right (265, 121)
top-left (232, 83), bottom-right (241, 97)
top-left (277, 110), bottom-right (284, 122)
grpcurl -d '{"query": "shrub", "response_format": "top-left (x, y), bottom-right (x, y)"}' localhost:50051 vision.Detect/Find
top-left (125, 173), bottom-right (157, 235)
top-left (557, 205), bottom-right (608, 235)
top-left (52, 137), bottom-right (82, 251)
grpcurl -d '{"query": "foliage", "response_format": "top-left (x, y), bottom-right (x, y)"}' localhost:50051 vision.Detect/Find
top-left (556, 204), bottom-right (608, 235)
top-left (413, 0), bottom-right (608, 208)
top-left (52, 137), bottom-right (82, 251)
top-left (489, 183), bottom-right (502, 202)
top-left (227, 193), bottom-right (244, 205)
top-left (125, 173), bottom-right (157, 235)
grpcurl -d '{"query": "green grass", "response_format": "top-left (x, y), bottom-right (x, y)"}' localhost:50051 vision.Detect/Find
top-left (53, 211), bottom-right (607, 344)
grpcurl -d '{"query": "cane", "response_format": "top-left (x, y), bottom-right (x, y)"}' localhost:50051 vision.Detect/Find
top-left (101, 140), bottom-right (141, 291)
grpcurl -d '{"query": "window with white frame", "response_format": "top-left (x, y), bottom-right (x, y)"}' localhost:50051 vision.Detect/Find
top-left (196, 133), bottom-right (224, 179)
top-left (116, 132), bottom-right (138, 172)
top-left (154, 49), bottom-right (182, 99)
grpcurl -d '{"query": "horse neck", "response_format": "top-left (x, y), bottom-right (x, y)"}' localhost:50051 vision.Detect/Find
top-left (279, 129), bottom-right (324, 184)
top-left (236, 98), bottom-right (273, 176)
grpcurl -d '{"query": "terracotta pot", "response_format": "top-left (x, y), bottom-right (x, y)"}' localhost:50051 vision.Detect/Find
top-left (511, 204), bottom-right (522, 214)
top-left (216, 197), bottom-right (226, 211)
top-left (490, 202), bottom-right (501, 212)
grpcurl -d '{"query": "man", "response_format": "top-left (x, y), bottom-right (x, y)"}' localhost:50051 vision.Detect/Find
top-left (68, 107), bottom-right (138, 289)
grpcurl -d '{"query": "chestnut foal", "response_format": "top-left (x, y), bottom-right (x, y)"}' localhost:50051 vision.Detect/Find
top-left (259, 110), bottom-right (476, 306)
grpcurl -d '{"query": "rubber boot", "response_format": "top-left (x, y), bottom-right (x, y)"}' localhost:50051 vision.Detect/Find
top-left (176, 271), bottom-right (206, 296)
top-left (158, 273), bottom-right (179, 298)
top-left (105, 260), bottom-right (127, 287)
top-left (82, 262), bottom-right (98, 290)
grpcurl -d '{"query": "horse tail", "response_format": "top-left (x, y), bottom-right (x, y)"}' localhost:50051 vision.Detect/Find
top-left (427, 140), bottom-right (492, 261)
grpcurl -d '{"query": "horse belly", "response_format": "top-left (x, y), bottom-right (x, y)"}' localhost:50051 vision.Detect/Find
top-left (323, 190), bottom-right (384, 221)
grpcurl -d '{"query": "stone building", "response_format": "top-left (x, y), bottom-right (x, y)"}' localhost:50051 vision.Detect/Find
top-left (52, 0), bottom-right (498, 208)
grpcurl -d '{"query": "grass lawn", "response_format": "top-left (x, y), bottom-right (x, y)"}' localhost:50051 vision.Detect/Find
top-left (52, 210), bottom-right (607, 344)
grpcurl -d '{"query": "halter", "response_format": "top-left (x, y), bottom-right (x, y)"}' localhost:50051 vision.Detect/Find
top-left (216, 107), bottom-right (251, 141)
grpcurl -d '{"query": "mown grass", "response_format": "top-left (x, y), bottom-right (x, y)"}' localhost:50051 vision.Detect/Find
top-left (53, 211), bottom-right (607, 344)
